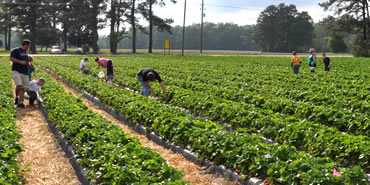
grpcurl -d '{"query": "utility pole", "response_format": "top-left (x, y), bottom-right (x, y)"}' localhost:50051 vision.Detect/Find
top-left (200, 0), bottom-right (204, 53)
top-left (182, 0), bottom-right (187, 56)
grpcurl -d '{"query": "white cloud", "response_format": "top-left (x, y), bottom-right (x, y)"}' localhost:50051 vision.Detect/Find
top-left (297, 6), bottom-right (334, 22)
top-left (151, 1), bottom-right (333, 26)
top-left (202, 9), bottom-right (262, 25)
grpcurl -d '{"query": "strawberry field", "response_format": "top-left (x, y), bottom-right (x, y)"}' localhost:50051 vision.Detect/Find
top-left (1, 55), bottom-right (369, 184)
top-left (33, 56), bottom-right (369, 184)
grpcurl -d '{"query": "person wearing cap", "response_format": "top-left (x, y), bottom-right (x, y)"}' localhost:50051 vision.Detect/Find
top-left (308, 48), bottom-right (317, 72)
top-left (322, 53), bottom-right (332, 71)
top-left (28, 56), bottom-right (39, 81)
top-left (291, 51), bottom-right (302, 74)
top-left (137, 68), bottom-right (167, 97)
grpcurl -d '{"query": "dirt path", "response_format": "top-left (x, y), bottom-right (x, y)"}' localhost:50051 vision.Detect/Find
top-left (14, 83), bottom-right (80, 185)
top-left (46, 71), bottom-right (239, 185)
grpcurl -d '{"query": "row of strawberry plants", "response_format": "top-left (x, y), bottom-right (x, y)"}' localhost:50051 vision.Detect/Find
top-left (118, 66), bottom-right (369, 130)
top-left (163, 74), bottom-right (369, 115)
top-left (107, 56), bottom-right (369, 113)
top-left (133, 57), bottom-right (368, 116)
top-left (48, 56), bottom-right (369, 118)
top-left (51, 58), bottom-right (369, 135)
top-left (38, 62), bottom-right (369, 184)
top-left (162, 87), bottom-right (370, 171)
top-left (107, 71), bottom-right (369, 136)
top-left (160, 77), bottom-right (369, 135)
top-left (0, 62), bottom-right (23, 185)
top-left (36, 69), bottom-right (187, 185)
top-left (39, 59), bottom-right (370, 172)
top-left (92, 75), bottom-right (370, 172)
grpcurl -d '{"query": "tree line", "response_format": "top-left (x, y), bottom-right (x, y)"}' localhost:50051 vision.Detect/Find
top-left (252, 2), bottom-right (368, 55)
top-left (0, 0), bottom-right (369, 56)
top-left (98, 19), bottom-right (355, 53)
top-left (0, 0), bottom-right (175, 54)
top-left (98, 23), bottom-right (259, 51)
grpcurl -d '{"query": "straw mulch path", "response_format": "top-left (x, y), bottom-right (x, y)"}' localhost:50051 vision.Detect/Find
top-left (47, 71), bottom-right (240, 185)
top-left (14, 83), bottom-right (80, 185)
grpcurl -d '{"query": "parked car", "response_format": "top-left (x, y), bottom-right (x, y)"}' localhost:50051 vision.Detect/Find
top-left (50, 46), bottom-right (63, 54)
top-left (76, 47), bottom-right (83, 54)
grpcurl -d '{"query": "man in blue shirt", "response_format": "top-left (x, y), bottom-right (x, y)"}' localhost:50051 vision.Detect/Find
top-left (10, 39), bottom-right (31, 108)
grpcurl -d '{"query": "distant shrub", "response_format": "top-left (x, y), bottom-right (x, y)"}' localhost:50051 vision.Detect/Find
top-left (82, 44), bottom-right (90, 54)
top-left (352, 39), bottom-right (370, 57)
top-left (328, 36), bottom-right (347, 53)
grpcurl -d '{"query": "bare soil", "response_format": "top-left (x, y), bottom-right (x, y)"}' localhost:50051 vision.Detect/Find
top-left (14, 82), bottom-right (80, 185)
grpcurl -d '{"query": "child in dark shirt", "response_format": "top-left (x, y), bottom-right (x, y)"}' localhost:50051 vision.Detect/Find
top-left (106, 60), bottom-right (114, 84)
top-left (322, 53), bottom-right (331, 71)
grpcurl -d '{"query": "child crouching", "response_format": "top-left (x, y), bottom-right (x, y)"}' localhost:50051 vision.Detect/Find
top-left (80, 57), bottom-right (89, 74)
top-left (27, 78), bottom-right (45, 107)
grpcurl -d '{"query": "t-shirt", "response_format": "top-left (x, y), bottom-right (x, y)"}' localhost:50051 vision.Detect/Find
top-left (107, 65), bottom-right (113, 76)
top-left (80, 60), bottom-right (88, 69)
top-left (308, 54), bottom-right (316, 65)
top-left (98, 58), bottom-right (109, 67)
top-left (291, 56), bottom-right (302, 65)
top-left (137, 68), bottom-right (162, 82)
top-left (29, 80), bottom-right (41, 92)
top-left (11, 47), bottom-right (29, 75)
top-left (28, 65), bottom-right (35, 81)
top-left (324, 57), bottom-right (331, 67)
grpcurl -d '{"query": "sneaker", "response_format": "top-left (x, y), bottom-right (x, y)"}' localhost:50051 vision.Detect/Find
top-left (14, 97), bottom-right (19, 105)
top-left (17, 103), bottom-right (25, 108)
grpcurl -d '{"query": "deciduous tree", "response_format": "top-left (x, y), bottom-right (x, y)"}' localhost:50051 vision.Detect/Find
top-left (138, 0), bottom-right (175, 53)
top-left (108, 0), bottom-right (129, 54)
top-left (253, 3), bottom-right (314, 52)
top-left (320, 0), bottom-right (370, 56)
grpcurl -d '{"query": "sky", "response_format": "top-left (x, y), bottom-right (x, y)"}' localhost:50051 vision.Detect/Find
top-left (99, 0), bottom-right (333, 35)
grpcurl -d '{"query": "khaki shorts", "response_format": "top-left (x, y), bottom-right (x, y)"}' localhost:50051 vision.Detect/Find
top-left (12, 70), bottom-right (30, 89)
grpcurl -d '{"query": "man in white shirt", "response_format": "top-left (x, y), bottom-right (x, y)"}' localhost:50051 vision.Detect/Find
top-left (27, 78), bottom-right (45, 107)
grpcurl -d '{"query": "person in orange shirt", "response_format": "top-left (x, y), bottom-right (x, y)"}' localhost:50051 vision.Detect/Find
top-left (291, 51), bottom-right (302, 74)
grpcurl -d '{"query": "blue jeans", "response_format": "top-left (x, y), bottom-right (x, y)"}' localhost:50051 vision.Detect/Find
top-left (293, 65), bottom-right (300, 74)
top-left (138, 75), bottom-right (150, 96)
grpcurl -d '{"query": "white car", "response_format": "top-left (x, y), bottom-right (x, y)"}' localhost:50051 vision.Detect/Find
top-left (76, 47), bottom-right (83, 54)
top-left (50, 46), bottom-right (63, 54)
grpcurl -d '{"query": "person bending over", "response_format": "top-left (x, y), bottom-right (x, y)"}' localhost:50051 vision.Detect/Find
top-left (27, 78), bottom-right (45, 107)
top-left (137, 68), bottom-right (166, 97)
top-left (95, 57), bottom-right (110, 69)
